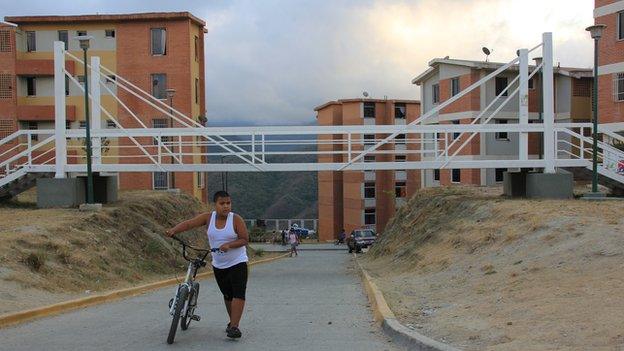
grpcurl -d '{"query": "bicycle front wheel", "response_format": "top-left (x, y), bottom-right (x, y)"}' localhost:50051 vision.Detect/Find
top-left (167, 285), bottom-right (189, 344)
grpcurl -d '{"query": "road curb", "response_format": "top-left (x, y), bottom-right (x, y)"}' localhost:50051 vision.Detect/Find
top-left (0, 253), bottom-right (289, 329)
top-left (354, 256), bottom-right (462, 351)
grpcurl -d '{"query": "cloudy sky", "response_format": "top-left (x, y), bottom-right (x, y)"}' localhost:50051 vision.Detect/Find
top-left (2, 0), bottom-right (595, 125)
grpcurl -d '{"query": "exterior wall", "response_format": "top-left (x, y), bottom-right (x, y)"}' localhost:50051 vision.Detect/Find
top-left (595, 0), bottom-right (624, 124)
top-left (0, 25), bottom-right (18, 142)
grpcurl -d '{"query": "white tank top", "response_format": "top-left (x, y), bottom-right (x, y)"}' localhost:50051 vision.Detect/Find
top-left (207, 211), bottom-right (248, 269)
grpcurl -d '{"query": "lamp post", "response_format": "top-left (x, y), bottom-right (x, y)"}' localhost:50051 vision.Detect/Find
top-left (534, 57), bottom-right (543, 161)
top-left (165, 88), bottom-right (176, 189)
top-left (586, 24), bottom-right (606, 197)
top-left (77, 35), bottom-right (94, 204)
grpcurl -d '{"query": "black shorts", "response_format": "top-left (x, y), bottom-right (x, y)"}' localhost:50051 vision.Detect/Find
top-left (212, 262), bottom-right (248, 301)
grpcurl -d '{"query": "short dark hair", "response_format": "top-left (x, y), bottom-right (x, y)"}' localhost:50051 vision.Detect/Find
top-left (213, 190), bottom-right (230, 202)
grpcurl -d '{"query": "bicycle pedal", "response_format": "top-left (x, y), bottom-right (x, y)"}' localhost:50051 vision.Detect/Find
top-left (191, 315), bottom-right (201, 321)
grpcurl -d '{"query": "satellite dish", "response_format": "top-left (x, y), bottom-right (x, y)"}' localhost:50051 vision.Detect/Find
top-left (482, 47), bottom-right (492, 62)
top-left (363, 91), bottom-right (369, 98)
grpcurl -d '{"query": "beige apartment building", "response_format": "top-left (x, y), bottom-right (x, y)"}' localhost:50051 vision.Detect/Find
top-left (315, 98), bottom-right (421, 241)
top-left (0, 12), bottom-right (208, 201)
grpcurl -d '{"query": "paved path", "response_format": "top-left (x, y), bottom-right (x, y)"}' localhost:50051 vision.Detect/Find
top-left (0, 251), bottom-right (400, 351)
top-left (250, 243), bottom-right (348, 252)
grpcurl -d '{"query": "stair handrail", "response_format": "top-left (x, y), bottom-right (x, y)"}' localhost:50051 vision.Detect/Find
top-left (0, 130), bottom-right (24, 146)
top-left (0, 135), bottom-right (55, 172)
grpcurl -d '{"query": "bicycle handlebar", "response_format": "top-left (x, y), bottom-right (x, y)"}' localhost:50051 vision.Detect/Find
top-left (171, 235), bottom-right (215, 262)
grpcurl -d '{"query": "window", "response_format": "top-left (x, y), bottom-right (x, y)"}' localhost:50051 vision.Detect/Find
top-left (451, 169), bottom-right (461, 183)
top-left (28, 121), bottom-right (38, 141)
top-left (58, 30), bottom-right (68, 50)
top-left (451, 77), bottom-right (460, 96)
top-left (395, 181), bottom-right (406, 198)
top-left (496, 77), bottom-right (508, 96)
top-left (153, 172), bottom-right (169, 190)
top-left (434, 169), bottom-right (440, 181)
top-left (26, 77), bottom-right (36, 96)
top-left (195, 78), bottom-right (199, 104)
top-left (363, 102), bottom-right (375, 118)
top-left (77, 30), bottom-right (87, 36)
top-left (495, 168), bottom-right (507, 182)
top-left (151, 28), bottom-right (167, 55)
top-left (396, 133), bottom-right (406, 145)
top-left (0, 74), bottom-right (12, 99)
top-left (364, 182), bottom-right (375, 199)
top-left (452, 120), bottom-right (460, 139)
top-left (197, 172), bottom-right (205, 188)
top-left (432, 84), bottom-right (440, 104)
top-left (528, 77), bottom-right (534, 90)
top-left (105, 29), bottom-right (115, 38)
top-left (613, 73), bottom-right (624, 102)
top-left (106, 120), bottom-right (117, 128)
top-left (619, 11), bottom-right (624, 41)
top-left (65, 76), bottom-right (69, 96)
top-left (106, 75), bottom-right (116, 83)
top-left (77, 75), bottom-right (85, 84)
top-left (395, 155), bottom-right (406, 162)
top-left (151, 74), bottom-right (167, 99)
top-left (0, 30), bottom-right (10, 52)
top-left (26, 31), bottom-right (36, 52)
top-left (65, 121), bottom-right (71, 129)
top-left (194, 35), bottom-right (199, 61)
top-left (79, 121), bottom-right (87, 129)
top-left (394, 103), bottom-right (406, 119)
top-left (495, 119), bottom-right (509, 140)
top-left (364, 155), bottom-right (375, 163)
top-left (152, 118), bottom-right (170, 143)
top-left (364, 208), bottom-right (376, 225)
top-left (364, 134), bottom-right (375, 146)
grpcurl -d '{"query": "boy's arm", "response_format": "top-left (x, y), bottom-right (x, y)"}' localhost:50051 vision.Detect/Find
top-left (165, 212), bottom-right (210, 237)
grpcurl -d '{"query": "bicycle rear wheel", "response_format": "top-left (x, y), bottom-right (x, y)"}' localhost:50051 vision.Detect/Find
top-left (167, 285), bottom-right (188, 344)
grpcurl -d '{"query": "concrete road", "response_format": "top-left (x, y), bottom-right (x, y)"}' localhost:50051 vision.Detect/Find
top-left (0, 251), bottom-right (400, 351)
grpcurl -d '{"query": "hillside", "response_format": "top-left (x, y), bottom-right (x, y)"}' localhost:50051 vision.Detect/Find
top-left (361, 187), bottom-right (624, 351)
top-left (0, 191), bottom-right (268, 314)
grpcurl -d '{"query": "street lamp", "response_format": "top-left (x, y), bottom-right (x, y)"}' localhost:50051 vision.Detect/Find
top-left (166, 88), bottom-right (176, 189)
top-left (586, 24), bottom-right (606, 197)
top-left (76, 35), bottom-right (94, 204)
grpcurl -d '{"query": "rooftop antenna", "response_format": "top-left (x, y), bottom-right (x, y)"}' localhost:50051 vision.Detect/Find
top-left (482, 47), bottom-right (492, 62)
top-left (363, 91), bottom-right (369, 98)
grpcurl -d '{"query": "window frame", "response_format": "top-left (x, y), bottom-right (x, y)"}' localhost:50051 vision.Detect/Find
top-left (194, 35), bottom-right (199, 61)
top-left (452, 120), bottom-right (460, 140)
top-left (364, 134), bottom-right (375, 146)
top-left (151, 73), bottom-right (167, 100)
top-left (451, 77), bottom-right (460, 97)
top-left (451, 169), bottom-right (461, 183)
top-left (495, 119), bottom-right (509, 140)
top-left (364, 182), bottom-right (375, 199)
top-left (432, 83), bottom-right (440, 104)
top-left (495, 168), bottom-right (507, 183)
top-left (433, 169), bottom-right (440, 181)
top-left (27, 121), bottom-right (38, 141)
top-left (152, 118), bottom-right (170, 144)
top-left (364, 155), bottom-right (376, 163)
top-left (363, 102), bottom-right (375, 118)
top-left (76, 30), bottom-right (87, 37)
top-left (58, 30), bottom-right (68, 50)
top-left (614, 72), bottom-right (624, 102)
top-left (395, 181), bottom-right (406, 198)
top-left (495, 76), bottom-right (509, 96)
top-left (364, 208), bottom-right (376, 225)
top-left (195, 78), bottom-right (199, 104)
top-left (151, 28), bottom-right (167, 56)
top-left (105, 29), bottom-right (115, 38)
top-left (394, 102), bottom-right (406, 119)
top-left (26, 31), bottom-right (36, 52)
top-left (153, 171), bottom-right (169, 190)
top-left (618, 11), bottom-right (624, 41)
top-left (395, 155), bottom-right (406, 162)
top-left (26, 76), bottom-right (36, 96)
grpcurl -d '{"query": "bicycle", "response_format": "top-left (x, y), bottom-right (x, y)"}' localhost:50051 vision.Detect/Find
top-left (166, 235), bottom-right (219, 344)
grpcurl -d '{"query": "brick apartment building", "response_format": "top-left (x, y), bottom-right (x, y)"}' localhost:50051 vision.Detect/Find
top-left (412, 58), bottom-right (593, 188)
top-left (315, 99), bottom-right (421, 241)
top-left (594, 0), bottom-right (624, 124)
top-left (0, 12), bottom-right (207, 201)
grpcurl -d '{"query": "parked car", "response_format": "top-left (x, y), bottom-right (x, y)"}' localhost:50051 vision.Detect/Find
top-left (290, 226), bottom-right (316, 239)
top-left (347, 229), bottom-right (377, 253)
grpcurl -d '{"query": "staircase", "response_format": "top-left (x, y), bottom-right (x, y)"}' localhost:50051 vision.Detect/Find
top-left (0, 171), bottom-right (54, 201)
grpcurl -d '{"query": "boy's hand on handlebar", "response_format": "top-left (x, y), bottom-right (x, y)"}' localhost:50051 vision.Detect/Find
top-left (219, 243), bottom-right (230, 252)
top-left (165, 229), bottom-right (175, 237)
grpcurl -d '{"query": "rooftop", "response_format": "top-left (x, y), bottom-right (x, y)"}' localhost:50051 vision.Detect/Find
top-left (314, 98), bottom-right (420, 112)
top-left (412, 57), bottom-right (592, 85)
top-left (4, 12), bottom-right (206, 28)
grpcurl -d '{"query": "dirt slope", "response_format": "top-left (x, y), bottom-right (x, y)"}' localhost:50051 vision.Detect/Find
top-left (361, 187), bottom-right (624, 351)
top-left (0, 190), bottom-right (265, 314)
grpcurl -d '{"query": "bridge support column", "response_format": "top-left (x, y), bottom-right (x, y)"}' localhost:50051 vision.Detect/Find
top-left (519, 48), bottom-right (529, 161)
top-left (53, 41), bottom-right (67, 178)
top-left (542, 32), bottom-right (555, 173)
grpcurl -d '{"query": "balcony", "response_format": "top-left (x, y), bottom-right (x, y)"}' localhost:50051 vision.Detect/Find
top-left (15, 60), bottom-right (75, 76)
top-left (17, 105), bottom-right (76, 121)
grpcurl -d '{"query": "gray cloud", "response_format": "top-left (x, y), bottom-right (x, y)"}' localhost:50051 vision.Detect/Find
top-left (1, 0), bottom-right (594, 125)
